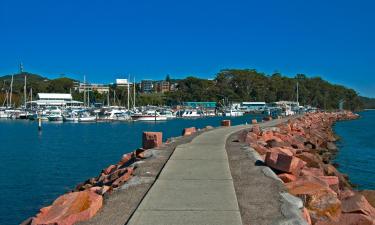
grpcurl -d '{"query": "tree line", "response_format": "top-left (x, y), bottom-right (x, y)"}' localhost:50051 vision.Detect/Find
top-left (0, 69), bottom-right (368, 111)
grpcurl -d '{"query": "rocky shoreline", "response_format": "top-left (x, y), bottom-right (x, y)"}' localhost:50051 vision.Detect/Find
top-left (21, 128), bottom-right (207, 225)
top-left (239, 111), bottom-right (375, 224)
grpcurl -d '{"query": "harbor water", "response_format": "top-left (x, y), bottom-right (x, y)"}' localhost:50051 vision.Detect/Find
top-left (333, 110), bottom-right (375, 190)
top-left (0, 115), bottom-right (261, 225)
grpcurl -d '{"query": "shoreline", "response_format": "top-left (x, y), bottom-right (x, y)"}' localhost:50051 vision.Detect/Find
top-left (239, 111), bottom-right (375, 224)
top-left (20, 112), bottom-right (375, 225)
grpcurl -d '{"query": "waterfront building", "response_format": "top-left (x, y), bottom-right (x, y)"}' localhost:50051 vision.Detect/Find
top-left (74, 82), bottom-right (109, 94)
top-left (27, 93), bottom-right (83, 108)
top-left (156, 81), bottom-right (170, 93)
top-left (183, 102), bottom-right (217, 108)
top-left (115, 79), bottom-right (129, 87)
top-left (240, 102), bottom-right (266, 112)
top-left (141, 80), bottom-right (153, 93)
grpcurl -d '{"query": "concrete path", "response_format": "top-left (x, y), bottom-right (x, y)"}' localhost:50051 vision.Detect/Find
top-left (127, 125), bottom-right (250, 225)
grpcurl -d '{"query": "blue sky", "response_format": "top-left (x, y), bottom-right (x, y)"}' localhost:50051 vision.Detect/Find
top-left (1, 0), bottom-right (374, 96)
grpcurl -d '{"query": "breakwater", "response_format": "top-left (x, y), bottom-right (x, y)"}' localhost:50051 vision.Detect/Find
top-left (240, 111), bottom-right (375, 224)
top-left (0, 114), bottom-right (263, 225)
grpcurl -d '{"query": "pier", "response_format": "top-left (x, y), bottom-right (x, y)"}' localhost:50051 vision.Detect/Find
top-left (76, 117), bottom-right (305, 225)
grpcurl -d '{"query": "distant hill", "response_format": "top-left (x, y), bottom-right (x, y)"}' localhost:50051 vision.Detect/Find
top-left (359, 96), bottom-right (375, 109)
top-left (0, 72), bottom-right (76, 106)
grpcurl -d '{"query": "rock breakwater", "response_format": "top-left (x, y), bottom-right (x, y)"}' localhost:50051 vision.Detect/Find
top-left (240, 111), bottom-right (375, 224)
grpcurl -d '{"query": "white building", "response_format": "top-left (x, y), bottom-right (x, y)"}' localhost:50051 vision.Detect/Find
top-left (240, 102), bottom-right (266, 112)
top-left (28, 93), bottom-right (83, 108)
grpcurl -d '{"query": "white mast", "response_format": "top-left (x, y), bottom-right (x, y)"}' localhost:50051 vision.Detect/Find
top-left (87, 77), bottom-right (90, 108)
top-left (9, 74), bottom-right (14, 108)
top-left (296, 81), bottom-right (299, 106)
top-left (133, 76), bottom-right (136, 109)
top-left (83, 75), bottom-right (86, 107)
top-left (107, 90), bottom-right (110, 107)
top-left (30, 88), bottom-right (33, 110)
top-left (127, 74), bottom-right (130, 110)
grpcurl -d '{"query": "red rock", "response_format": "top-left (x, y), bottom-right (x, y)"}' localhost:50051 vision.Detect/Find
top-left (261, 130), bottom-right (274, 142)
top-left (296, 152), bottom-right (322, 168)
top-left (182, 127), bottom-right (197, 136)
top-left (102, 164), bottom-right (117, 175)
top-left (341, 194), bottom-right (375, 217)
top-left (250, 143), bottom-right (268, 155)
top-left (221, 120), bottom-right (231, 127)
top-left (142, 132), bottom-right (163, 149)
top-left (278, 173), bottom-right (297, 183)
top-left (360, 190), bottom-right (375, 208)
top-left (315, 213), bottom-right (374, 225)
top-left (251, 125), bottom-right (261, 135)
top-left (31, 190), bottom-right (103, 225)
top-left (271, 147), bottom-right (295, 156)
top-left (111, 167), bottom-right (134, 188)
top-left (265, 151), bottom-right (305, 175)
top-left (300, 167), bottom-right (325, 177)
top-left (251, 119), bottom-right (257, 124)
top-left (302, 207), bottom-right (312, 225)
top-left (318, 176), bottom-right (339, 189)
top-left (245, 132), bottom-right (258, 144)
top-left (339, 189), bottom-right (356, 200)
top-left (118, 152), bottom-right (133, 165)
top-left (286, 176), bottom-right (341, 223)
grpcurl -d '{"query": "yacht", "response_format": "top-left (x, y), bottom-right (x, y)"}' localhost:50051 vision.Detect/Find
top-left (78, 112), bottom-right (97, 122)
top-left (47, 108), bottom-right (63, 121)
top-left (224, 109), bottom-right (244, 117)
top-left (177, 109), bottom-right (204, 118)
top-left (103, 109), bottom-right (131, 121)
top-left (131, 110), bottom-right (167, 121)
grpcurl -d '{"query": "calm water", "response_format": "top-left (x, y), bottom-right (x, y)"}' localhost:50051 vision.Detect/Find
top-left (0, 115), bottom-right (262, 225)
top-left (334, 110), bottom-right (375, 190)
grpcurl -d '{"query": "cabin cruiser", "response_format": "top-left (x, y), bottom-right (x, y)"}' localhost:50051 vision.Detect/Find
top-left (176, 109), bottom-right (204, 118)
top-left (78, 111), bottom-right (97, 122)
top-left (47, 108), bottom-right (63, 121)
top-left (224, 109), bottom-right (244, 117)
top-left (159, 110), bottom-right (176, 119)
top-left (131, 110), bottom-right (167, 121)
top-left (103, 109), bottom-right (131, 121)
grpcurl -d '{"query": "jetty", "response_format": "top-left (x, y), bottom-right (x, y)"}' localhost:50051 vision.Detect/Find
top-left (26, 112), bottom-right (375, 225)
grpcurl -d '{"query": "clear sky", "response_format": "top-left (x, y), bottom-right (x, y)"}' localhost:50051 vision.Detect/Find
top-left (1, 0), bottom-right (374, 96)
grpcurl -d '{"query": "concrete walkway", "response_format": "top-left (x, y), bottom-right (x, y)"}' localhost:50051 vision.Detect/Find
top-left (127, 125), bottom-right (250, 225)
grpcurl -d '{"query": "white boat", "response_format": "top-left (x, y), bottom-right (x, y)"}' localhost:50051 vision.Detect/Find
top-left (159, 110), bottom-right (176, 119)
top-left (63, 112), bottom-right (79, 122)
top-left (47, 107), bottom-right (63, 121)
top-left (78, 112), bottom-right (97, 122)
top-left (131, 110), bottom-right (167, 121)
top-left (0, 110), bottom-right (10, 118)
top-left (103, 109), bottom-right (131, 121)
top-left (176, 109), bottom-right (204, 118)
top-left (224, 109), bottom-right (244, 117)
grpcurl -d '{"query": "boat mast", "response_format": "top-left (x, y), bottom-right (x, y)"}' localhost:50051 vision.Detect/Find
top-left (9, 74), bottom-right (14, 108)
top-left (296, 81), bottom-right (299, 106)
top-left (127, 74), bottom-right (130, 110)
top-left (107, 90), bottom-right (110, 107)
top-left (21, 63), bottom-right (27, 109)
top-left (30, 88), bottom-right (33, 110)
top-left (87, 77), bottom-right (90, 108)
top-left (83, 75), bottom-right (86, 107)
top-left (133, 76), bottom-right (136, 109)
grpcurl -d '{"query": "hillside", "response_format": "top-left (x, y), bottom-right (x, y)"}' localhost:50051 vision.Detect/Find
top-left (0, 73), bottom-right (76, 106)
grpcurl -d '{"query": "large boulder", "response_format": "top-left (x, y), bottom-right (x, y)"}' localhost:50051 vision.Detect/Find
top-left (286, 176), bottom-right (342, 223)
top-left (142, 132), bottom-right (163, 149)
top-left (182, 127), bottom-right (197, 136)
top-left (31, 190), bottom-right (103, 225)
top-left (265, 151), bottom-right (305, 175)
top-left (315, 213), bottom-right (374, 225)
top-left (341, 194), bottom-right (375, 218)
top-left (296, 152), bottom-right (322, 168)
